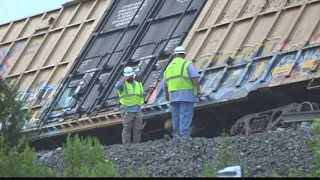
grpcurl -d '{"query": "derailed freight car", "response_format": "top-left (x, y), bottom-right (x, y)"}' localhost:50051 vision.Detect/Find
top-left (0, 0), bottom-right (112, 130)
top-left (27, 0), bottom-right (207, 141)
top-left (31, 0), bottom-right (320, 144)
top-left (145, 0), bottom-right (320, 136)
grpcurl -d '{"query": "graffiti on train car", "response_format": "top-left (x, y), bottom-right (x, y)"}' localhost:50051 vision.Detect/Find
top-left (219, 0), bottom-right (301, 22)
top-left (220, 3), bottom-right (265, 22)
top-left (144, 35), bottom-right (320, 108)
top-left (23, 43), bottom-right (41, 56)
top-left (309, 33), bottom-right (320, 45)
top-left (24, 98), bottom-right (63, 130)
top-left (0, 43), bottom-right (24, 75)
top-left (269, 47), bottom-right (320, 87)
top-left (275, 33), bottom-right (320, 52)
top-left (24, 110), bottom-right (41, 129)
top-left (159, 38), bottom-right (279, 102)
top-left (14, 77), bottom-right (71, 129)
top-left (16, 79), bottom-right (62, 109)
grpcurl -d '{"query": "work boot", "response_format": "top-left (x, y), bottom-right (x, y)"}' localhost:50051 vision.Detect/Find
top-left (164, 134), bottom-right (171, 141)
top-left (171, 135), bottom-right (181, 142)
top-left (123, 143), bottom-right (131, 151)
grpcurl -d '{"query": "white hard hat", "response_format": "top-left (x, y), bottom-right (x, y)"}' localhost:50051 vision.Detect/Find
top-left (173, 46), bottom-right (186, 54)
top-left (123, 66), bottom-right (134, 77)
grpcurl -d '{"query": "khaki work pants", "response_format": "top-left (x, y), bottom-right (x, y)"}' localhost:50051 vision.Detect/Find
top-left (120, 110), bottom-right (143, 145)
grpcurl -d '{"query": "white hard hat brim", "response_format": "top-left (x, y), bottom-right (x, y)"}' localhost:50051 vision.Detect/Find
top-left (124, 72), bottom-right (134, 77)
top-left (173, 51), bottom-right (186, 54)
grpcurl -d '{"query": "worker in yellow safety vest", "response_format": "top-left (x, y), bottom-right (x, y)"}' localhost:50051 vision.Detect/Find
top-left (115, 66), bottom-right (144, 145)
top-left (164, 46), bottom-right (201, 139)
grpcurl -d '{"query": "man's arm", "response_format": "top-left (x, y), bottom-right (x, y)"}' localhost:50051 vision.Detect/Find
top-left (163, 77), bottom-right (169, 101)
top-left (165, 85), bottom-right (169, 101)
top-left (187, 63), bottom-right (201, 97)
top-left (115, 76), bottom-right (128, 90)
top-left (115, 76), bottom-right (131, 90)
top-left (115, 81), bottom-right (123, 90)
top-left (191, 77), bottom-right (201, 96)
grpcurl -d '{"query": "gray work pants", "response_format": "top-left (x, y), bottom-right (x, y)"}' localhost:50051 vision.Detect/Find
top-left (120, 110), bottom-right (143, 145)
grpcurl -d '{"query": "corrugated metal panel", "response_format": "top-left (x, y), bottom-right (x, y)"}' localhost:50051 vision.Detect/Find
top-left (0, 0), bottom-right (112, 130)
top-left (33, 0), bottom-right (207, 137)
top-left (142, 0), bottom-right (320, 119)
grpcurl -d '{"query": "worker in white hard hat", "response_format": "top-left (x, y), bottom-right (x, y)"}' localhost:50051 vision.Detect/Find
top-left (115, 66), bottom-right (144, 145)
top-left (163, 46), bottom-right (201, 139)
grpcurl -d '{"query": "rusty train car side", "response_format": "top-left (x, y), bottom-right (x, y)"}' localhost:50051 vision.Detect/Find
top-left (0, 0), bottom-right (112, 131)
top-left (23, 0), bottom-right (320, 147)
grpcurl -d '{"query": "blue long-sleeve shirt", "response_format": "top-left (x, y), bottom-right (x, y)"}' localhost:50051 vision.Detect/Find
top-left (115, 81), bottom-right (142, 113)
top-left (164, 62), bottom-right (200, 103)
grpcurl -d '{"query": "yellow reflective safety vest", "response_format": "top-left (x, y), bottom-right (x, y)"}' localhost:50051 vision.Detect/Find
top-left (117, 81), bottom-right (144, 107)
top-left (164, 57), bottom-right (197, 96)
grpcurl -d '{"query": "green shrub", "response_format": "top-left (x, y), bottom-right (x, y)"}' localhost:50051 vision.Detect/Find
top-left (216, 129), bottom-right (230, 171)
top-left (63, 134), bottom-right (119, 177)
top-left (203, 129), bottom-right (246, 177)
top-left (125, 167), bottom-right (148, 177)
top-left (269, 119), bottom-right (320, 177)
top-left (305, 119), bottom-right (320, 177)
top-left (62, 134), bottom-right (149, 177)
top-left (0, 78), bottom-right (28, 152)
top-left (0, 135), bottom-right (57, 177)
top-left (203, 163), bottom-right (215, 177)
top-left (268, 167), bottom-right (303, 177)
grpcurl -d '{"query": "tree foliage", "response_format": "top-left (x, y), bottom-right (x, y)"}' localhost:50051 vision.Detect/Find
top-left (305, 119), bottom-right (320, 177)
top-left (63, 134), bottom-right (120, 177)
top-left (0, 135), bottom-right (58, 177)
top-left (0, 78), bottom-right (27, 152)
top-left (63, 134), bottom-right (148, 177)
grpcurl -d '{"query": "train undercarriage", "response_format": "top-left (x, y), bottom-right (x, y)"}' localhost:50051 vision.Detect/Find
top-left (161, 79), bottom-right (320, 139)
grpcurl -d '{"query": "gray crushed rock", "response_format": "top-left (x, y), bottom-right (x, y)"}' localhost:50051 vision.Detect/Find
top-left (35, 125), bottom-right (317, 177)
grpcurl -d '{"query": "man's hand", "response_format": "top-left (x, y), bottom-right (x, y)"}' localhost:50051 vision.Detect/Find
top-left (123, 76), bottom-right (131, 81)
top-left (192, 77), bottom-right (201, 97)
top-left (165, 94), bottom-right (169, 101)
top-left (165, 86), bottom-right (169, 101)
top-left (120, 76), bottom-right (131, 84)
top-left (197, 88), bottom-right (202, 97)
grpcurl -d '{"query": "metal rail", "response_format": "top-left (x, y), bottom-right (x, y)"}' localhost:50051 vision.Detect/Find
top-left (282, 110), bottom-right (320, 123)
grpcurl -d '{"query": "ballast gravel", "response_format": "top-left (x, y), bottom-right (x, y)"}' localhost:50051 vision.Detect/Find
top-left (35, 124), bottom-right (317, 177)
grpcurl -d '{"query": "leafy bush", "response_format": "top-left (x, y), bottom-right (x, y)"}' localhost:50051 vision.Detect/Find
top-left (62, 134), bottom-right (148, 177)
top-left (0, 78), bottom-right (27, 152)
top-left (125, 167), bottom-right (148, 177)
top-left (203, 163), bottom-right (215, 177)
top-left (0, 135), bottom-right (57, 177)
top-left (269, 120), bottom-right (320, 177)
top-left (216, 129), bottom-right (231, 171)
top-left (268, 167), bottom-right (303, 177)
top-left (305, 119), bottom-right (320, 177)
top-left (0, 78), bottom-right (57, 177)
top-left (203, 129), bottom-right (247, 177)
top-left (63, 134), bottom-right (119, 177)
